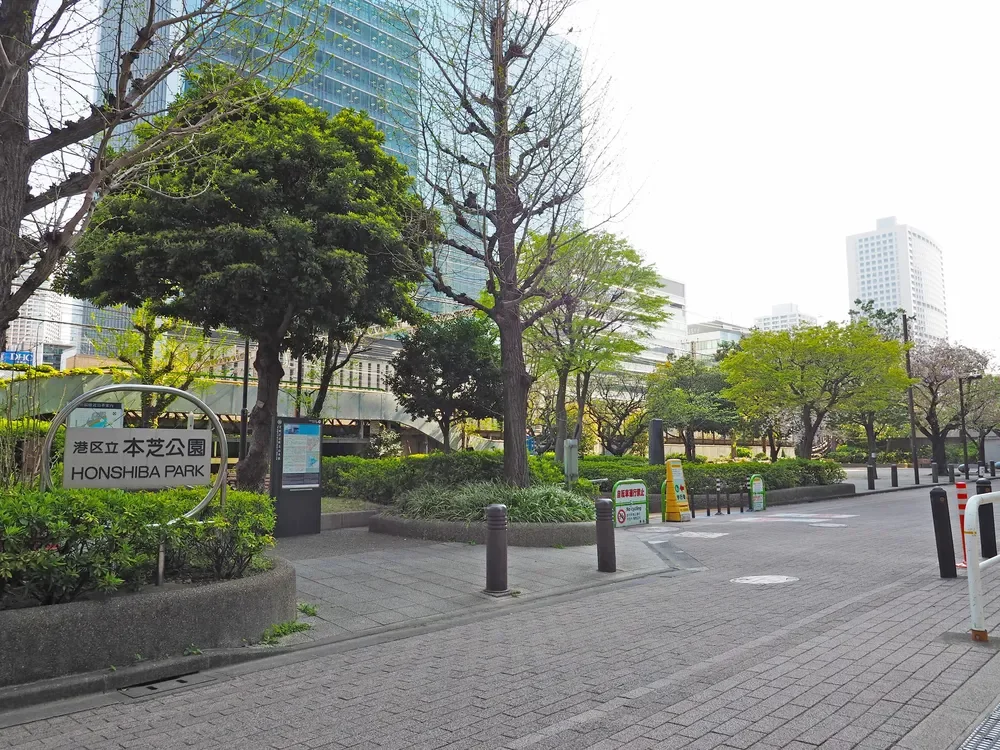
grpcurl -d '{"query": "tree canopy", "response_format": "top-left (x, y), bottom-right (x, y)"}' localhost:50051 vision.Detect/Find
top-left (60, 73), bottom-right (431, 488)
top-left (387, 316), bottom-right (503, 451)
top-left (720, 322), bottom-right (909, 458)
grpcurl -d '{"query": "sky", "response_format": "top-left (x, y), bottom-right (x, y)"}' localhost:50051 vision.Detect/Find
top-left (563, 0), bottom-right (1000, 358)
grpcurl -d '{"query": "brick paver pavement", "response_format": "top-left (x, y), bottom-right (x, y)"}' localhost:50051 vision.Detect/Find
top-left (4, 487), bottom-right (1000, 749)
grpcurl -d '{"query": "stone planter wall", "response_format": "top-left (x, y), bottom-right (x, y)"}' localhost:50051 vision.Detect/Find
top-left (0, 557), bottom-right (297, 688)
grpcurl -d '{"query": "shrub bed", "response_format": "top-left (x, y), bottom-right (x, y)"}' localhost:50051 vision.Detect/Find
top-left (0, 487), bottom-right (274, 610)
top-left (577, 456), bottom-right (846, 494)
top-left (321, 450), bottom-right (562, 504)
top-left (394, 482), bottom-right (596, 523)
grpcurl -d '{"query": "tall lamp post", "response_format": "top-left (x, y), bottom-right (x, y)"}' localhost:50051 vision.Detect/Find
top-left (959, 374), bottom-right (983, 480)
top-left (902, 314), bottom-right (920, 484)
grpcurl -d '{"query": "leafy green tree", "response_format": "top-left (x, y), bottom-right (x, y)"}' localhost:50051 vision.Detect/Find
top-left (59, 74), bottom-right (429, 489)
top-left (387, 316), bottom-right (503, 452)
top-left (966, 375), bottom-right (1000, 465)
top-left (93, 301), bottom-right (233, 427)
top-left (850, 299), bottom-right (904, 341)
top-left (648, 356), bottom-right (738, 460)
top-left (721, 323), bottom-right (909, 458)
top-left (524, 229), bottom-right (667, 462)
top-left (911, 342), bottom-right (990, 467)
top-left (587, 370), bottom-right (650, 457)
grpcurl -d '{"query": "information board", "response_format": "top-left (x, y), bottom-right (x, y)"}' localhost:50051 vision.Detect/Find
top-left (68, 401), bottom-right (124, 429)
top-left (749, 474), bottom-right (766, 512)
top-left (613, 479), bottom-right (648, 528)
top-left (63, 428), bottom-right (212, 489)
top-left (279, 421), bottom-right (321, 489)
top-left (664, 458), bottom-right (693, 522)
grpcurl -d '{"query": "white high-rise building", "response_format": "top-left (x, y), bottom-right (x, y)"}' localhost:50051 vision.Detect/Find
top-left (6, 275), bottom-right (74, 367)
top-left (686, 320), bottom-right (750, 360)
top-left (625, 276), bottom-right (688, 373)
top-left (846, 217), bottom-right (948, 342)
top-left (753, 303), bottom-right (817, 332)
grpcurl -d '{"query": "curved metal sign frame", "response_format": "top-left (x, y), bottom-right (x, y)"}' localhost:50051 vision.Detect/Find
top-left (41, 384), bottom-right (228, 516)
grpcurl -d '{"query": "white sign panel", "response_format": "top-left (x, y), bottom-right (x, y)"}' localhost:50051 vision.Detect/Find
top-left (63, 428), bottom-right (211, 489)
top-left (613, 480), bottom-right (648, 528)
top-left (69, 401), bottom-right (124, 429)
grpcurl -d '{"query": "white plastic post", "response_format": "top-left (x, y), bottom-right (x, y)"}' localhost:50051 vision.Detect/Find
top-left (965, 490), bottom-right (1000, 642)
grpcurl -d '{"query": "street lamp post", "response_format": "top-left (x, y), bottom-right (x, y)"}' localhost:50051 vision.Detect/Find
top-left (902, 314), bottom-right (921, 484)
top-left (239, 338), bottom-right (250, 461)
top-left (959, 374), bottom-right (983, 480)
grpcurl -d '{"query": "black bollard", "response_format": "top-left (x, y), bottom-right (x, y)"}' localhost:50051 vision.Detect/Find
top-left (949, 464), bottom-right (956, 484)
top-left (931, 462), bottom-right (939, 483)
top-left (977, 480), bottom-right (997, 560)
top-left (485, 504), bottom-right (508, 594)
top-left (867, 465), bottom-right (876, 491)
top-left (992, 461), bottom-right (997, 478)
top-left (596, 499), bottom-right (616, 573)
top-left (929, 488), bottom-right (957, 579)
top-left (648, 419), bottom-right (665, 466)
top-left (890, 464), bottom-right (898, 488)
top-left (726, 484), bottom-right (731, 515)
top-left (715, 478), bottom-right (723, 516)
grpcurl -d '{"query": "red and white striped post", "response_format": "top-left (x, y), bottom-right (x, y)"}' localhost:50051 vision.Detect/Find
top-left (958, 482), bottom-right (969, 569)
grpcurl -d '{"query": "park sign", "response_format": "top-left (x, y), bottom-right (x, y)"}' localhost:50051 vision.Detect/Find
top-left (63, 428), bottom-right (212, 489)
top-left (612, 479), bottom-right (648, 528)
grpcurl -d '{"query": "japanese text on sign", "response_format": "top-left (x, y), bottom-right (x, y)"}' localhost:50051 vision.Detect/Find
top-left (63, 428), bottom-right (212, 489)
top-left (613, 480), bottom-right (649, 527)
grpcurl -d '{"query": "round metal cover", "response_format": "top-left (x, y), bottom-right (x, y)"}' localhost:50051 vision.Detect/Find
top-left (730, 575), bottom-right (799, 585)
top-left (810, 523), bottom-right (847, 528)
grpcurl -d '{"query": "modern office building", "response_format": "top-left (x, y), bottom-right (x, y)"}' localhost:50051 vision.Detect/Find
top-left (846, 217), bottom-right (948, 342)
top-left (753, 303), bottom-right (818, 332)
top-left (4, 275), bottom-right (74, 368)
top-left (686, 320), bottom-right (750, 360)
top-left (624, 277), bottom-right (688, 373)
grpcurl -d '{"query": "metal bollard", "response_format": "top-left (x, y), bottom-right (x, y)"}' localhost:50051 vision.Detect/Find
top-left (931, 462), bottom-right (939, 483)
top-left (705, 491), bottom-right (711, 518)
top-left (485, 504), bottom-right (508, 594)
top-left (725, 484), bottom-right (731, 515)
top-left (949, 464), bottom-right (956, 484)
top-left (715, 478), bottom-right (723, 516)
top-left (890, 464), bottom-right (898, 488)
top-left (596, 499), bottom-right (616, 573)
top-left (929, 488), bottom-right (957, 578)
top-left (867, 465), bottom-right (876, 491)
top-left (977, 480), bottom-right (997, 560)
top-left (991, 461), bottom-right (997, 478)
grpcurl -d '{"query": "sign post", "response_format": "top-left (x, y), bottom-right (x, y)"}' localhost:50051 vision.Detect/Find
top-left (749, 474), bottom-right (766, 512)
top-left (271, 417), bottom-right (323, 537)
top-left (663, 458), bottom-right (692, 522)
top-left (612, 479), bottom-right (648, 528)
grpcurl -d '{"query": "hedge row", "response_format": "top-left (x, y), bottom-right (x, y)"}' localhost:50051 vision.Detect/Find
top-left (0, 487), bottom-right (274, 609)
top-left (321, 451), bottom-right (563, 504)
top-left (321, 451), bottom-right (846, 504)
top-left (577, 456), bottom-right (846, 494)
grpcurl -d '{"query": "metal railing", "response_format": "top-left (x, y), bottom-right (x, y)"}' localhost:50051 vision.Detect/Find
top-left (965, 489), bottom-right (1000, 641)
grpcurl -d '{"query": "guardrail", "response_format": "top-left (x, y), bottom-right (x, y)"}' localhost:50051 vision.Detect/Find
top-left (965, 489), bottom-right (1000, 641)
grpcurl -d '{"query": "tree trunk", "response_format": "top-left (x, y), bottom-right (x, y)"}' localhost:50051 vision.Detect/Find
top-left (797, 407), bottom-right (818, 458)
top-left (573, 370), bottom-right (590, 447)
top-left (768, 428), bottom-right (779, 462)
top-left (140, 326), bottom-right (156, 428)
top-left (439, 414), bottom-right (452, 453)
top-left (237, 337), bottom-right (283, 491)
top-left (929, 433), bottom-right (948, 470)
top-left (309, 338), bottom-right (338, 418)
top-left (683, 426), bottom-right (696, 460)
top-left (553, 366), bottom-right (569, 463)
top-left (864, 420), bottom-right (878, 479)
top-left (0, 0), bottom-right (34, 353)
top-left (496, 310), bottom-right (531, 487)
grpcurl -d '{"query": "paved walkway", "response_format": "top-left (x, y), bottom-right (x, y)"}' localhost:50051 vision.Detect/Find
top-left (7, 488), bottom-right (1000, 749)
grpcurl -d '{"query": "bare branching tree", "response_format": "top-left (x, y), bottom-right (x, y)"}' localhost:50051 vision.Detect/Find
top-left (396, 0), bottom-right (612, 486)
top-left (0, 0), bottom-right (318, 349)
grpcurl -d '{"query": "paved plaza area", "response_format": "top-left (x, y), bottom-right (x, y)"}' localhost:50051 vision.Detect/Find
top-left (7, 487), bottom-right (1000, 748)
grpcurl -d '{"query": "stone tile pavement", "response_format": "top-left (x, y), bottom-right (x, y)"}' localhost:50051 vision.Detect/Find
top-left (278, 525), bottom-right (671, 643)
top-left (7, 488), bottom-right (1000, 748)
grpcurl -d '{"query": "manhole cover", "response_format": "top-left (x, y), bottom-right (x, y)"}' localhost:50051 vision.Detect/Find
top-left (810, 523), bottom-right (847, 528)
top-left (730, 575), bottom-right (799, 585)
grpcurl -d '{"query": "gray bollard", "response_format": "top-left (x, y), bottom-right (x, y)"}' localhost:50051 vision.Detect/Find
top-left (867, 465), bottom-right (876, 491)
top-left (648, 419), bottom-right (665, 466)
top-left (485, 504), bottom-right (508, 594)
top-left (929, 487), bottom-right (957, 578)
top-left (949, 464), bottom-right (956, 484)
top-left (890, 464), bottom-right (898, 488)
top-left (977, 480), bottom-right (997, 560)
top-left (931, 462), bottom-right (939, 483)
top-left (596, 499), bottom-right (616, 573)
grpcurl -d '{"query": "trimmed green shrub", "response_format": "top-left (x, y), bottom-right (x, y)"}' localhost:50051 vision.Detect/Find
top-left (321, 450), bottom-right (564, 504)
top-left (0, 487), bottom-right (275, 609)
top-left (395, 482), bottom-right (596, 523)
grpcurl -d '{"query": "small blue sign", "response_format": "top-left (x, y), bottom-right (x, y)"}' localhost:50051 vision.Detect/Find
top-left (526, 435), bottom-right (536, 455)
top-left (1, 351), bottom-right (33, 366)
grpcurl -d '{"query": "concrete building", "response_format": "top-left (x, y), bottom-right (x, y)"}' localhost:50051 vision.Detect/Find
top-left (4, 275), bottom-right (74, 368)
top-left (686, 320), bottom-right (750, 360)
top-left (753, 303), bottom-right (818, 332)
top-left (846, 216), bottom-right (948, 342)
top-left (626, 277), bottom-right (688, 373)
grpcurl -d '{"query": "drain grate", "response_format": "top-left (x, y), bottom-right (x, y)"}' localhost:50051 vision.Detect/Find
top-left (119, 672), bottom-right (213, 699)
top-left (962, 702), bottom-right (1000, 749)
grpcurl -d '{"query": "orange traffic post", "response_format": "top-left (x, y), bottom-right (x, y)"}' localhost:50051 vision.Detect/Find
top-left (957, 482), bottom-right (969, 569)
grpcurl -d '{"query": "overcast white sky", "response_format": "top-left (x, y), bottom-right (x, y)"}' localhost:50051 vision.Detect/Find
top-left (565, 0), bottom-right (1000, 358)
